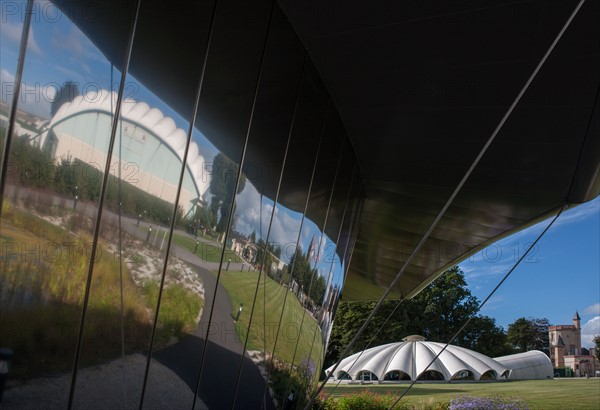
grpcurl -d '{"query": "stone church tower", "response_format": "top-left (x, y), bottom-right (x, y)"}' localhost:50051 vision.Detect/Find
top-left (549, 312), bottom-right (581, 367)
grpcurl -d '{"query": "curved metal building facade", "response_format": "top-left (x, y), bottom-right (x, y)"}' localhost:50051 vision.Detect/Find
top-left (0, 0), bottom-right (598, 408)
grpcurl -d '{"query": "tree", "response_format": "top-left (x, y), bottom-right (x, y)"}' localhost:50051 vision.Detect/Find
top-left (530, 317), bottom-right (551, 356)
top-left (288, 246), bottom-right (311, 290)
top-left (507, 317), bottom-right (550, 354)
top-left (461, 315), bottom-right (514, 357)
top-left (325, 266), bottom-right (506, 368)
top-left (414, 266), bottom-right (479, 343)
top-left (208, 153), bottom-right (246, 233)
top-left (310, 275), bottom-right (327, 307)
top-left (51, 81), bottom-right (79, 116)
top-left (507, 318), bottom-right (535, 352)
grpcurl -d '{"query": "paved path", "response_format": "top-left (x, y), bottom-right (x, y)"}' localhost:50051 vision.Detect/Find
top-left (153, 262), bottom-right (275, 410)
top-left (97, 206), bottom-right (274, 408)
top-left (3, 187), bottom-right (274, 409)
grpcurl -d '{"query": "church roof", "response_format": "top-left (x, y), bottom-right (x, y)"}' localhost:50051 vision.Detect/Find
top-left (573, 311), bottom-right (581, 321)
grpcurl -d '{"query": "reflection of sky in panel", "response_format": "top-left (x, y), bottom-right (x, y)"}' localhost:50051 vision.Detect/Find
top-left (231, 178), bottom-right (347, 288)
top-left (0, 7), bottom-right (23, 106)
top-left (0, 4), bottom-right (219, 164)
top-left (4, 1), bottom-right (350, 289)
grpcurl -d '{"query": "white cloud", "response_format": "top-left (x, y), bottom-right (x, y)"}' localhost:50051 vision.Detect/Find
top-left (1, 68), bottom-right (15, 84)
top-left (233, 183), bottom-right (305, 262)
top-left (1, 69), bottom-right (53, 118)
top-left (51, 26), bottom-right (84, 56)
top-left (19, 82), bottom-right (53, 118)
top-left (581, 316), bottom-right (600, 348)
top-left (460, 260), bottom-right (513, 281)
top-left (50, 25), bottom-right (107, 67)
top-left (555, 198), bottom-right (599, 227)
top-left (0, 21), bottom-right (43, 55)
top-left (583, 303), bottom-right (600, 317)
top-left (479, 295), bottom-right (504, 313)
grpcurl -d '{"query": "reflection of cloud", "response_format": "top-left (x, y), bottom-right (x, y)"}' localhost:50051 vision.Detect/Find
top-left (234, 183), bottom-right (303, 261)
top-left (0, 68), bottom-right (54, 118)
top-left (49, 25), bottom-right (104, 65)
top-left (583, 303), bottom-right (600, 317)
top-left (0, 21), bottom-right (42, 55)
top-left (581, 316), bottom-right (600, 348)
top-left (51, 26), bottom-right (86, 56)
top-left (1, 68), bottom-right (15, 85)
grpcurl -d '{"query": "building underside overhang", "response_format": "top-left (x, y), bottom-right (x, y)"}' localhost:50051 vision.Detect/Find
top-left (53, 0), bottom-right (600, 301)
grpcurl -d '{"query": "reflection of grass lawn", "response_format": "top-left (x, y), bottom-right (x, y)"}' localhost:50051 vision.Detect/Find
top-left (173, 233), bottom-right (242, 263)
top-left (1, 207), bottom-right (150, 378)
top-left (216, 269), bottom-right (323, 369)
top-left (0, 204), bottom-right (202, 378)
top-left (323, 379), bottom-right (600, 409)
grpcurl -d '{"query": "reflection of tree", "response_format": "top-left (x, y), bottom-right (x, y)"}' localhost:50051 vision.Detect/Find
top-left (51, 80), bottom-right (80, 116)
top-left (289, 247), bottom-right (327, 308)
top-left (209, 153), bottom-right (246, 233)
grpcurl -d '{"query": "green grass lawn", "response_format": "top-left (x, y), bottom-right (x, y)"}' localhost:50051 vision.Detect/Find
top-left (216, 269), bottom-right (324, 370)
top-left (1, 204), bottom-right (203, 378)
top-left (172, 233), bottom-right (242, 263)
top-left (322, 379), bottom-right (600, 409)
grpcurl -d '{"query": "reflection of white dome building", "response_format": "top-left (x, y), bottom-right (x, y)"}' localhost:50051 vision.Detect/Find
top-left (40, 90), bottom-right (209, 211)
top-left (326, 335), bottom-right (553, 382)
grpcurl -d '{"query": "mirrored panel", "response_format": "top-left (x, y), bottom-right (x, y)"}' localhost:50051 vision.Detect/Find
top-left (271, 108), bottom-right (345, 407)
top-left (244, 59), bottom-right (330, 408)
top-left (72, 0), bottom-right (216, 405)
top-left (0, 1), bottom-right (367, 409)
top-left (191, 0), bottom-right (278, 408)
top-left (0, 0), bottom-right (25, 167)
top-left (0, 0), bottom-right (134, 406)
top-left (197, 9), bottom-right (309, 410)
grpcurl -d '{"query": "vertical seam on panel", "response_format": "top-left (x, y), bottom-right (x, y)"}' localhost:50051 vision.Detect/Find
top-left (68, 1), bottom-right (142, 407)
top-left (0, 0), bottom-right (34, 222)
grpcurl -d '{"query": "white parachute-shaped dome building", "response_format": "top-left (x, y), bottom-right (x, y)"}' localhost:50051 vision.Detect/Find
top-left (326, 335), bottom-right (553, 382)
top-left (40, 90), bottom-right (210, 212)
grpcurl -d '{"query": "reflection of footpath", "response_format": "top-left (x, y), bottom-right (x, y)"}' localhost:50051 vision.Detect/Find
top-left (1, 354), bottom-right (208, 409)
top-left (101, 211), bottom-right (275, 408)
top-left (153, 262), bottom-right (275, 409)
top-left (115, 215), bottom-right (275, 408)
top-left (3, 187), bottom-right (273, 408)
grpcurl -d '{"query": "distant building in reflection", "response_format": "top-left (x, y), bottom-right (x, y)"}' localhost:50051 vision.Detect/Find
top-left (39, 90), bottom-right (210, 211)
top-left (307, 234), bottom-right (318, 264)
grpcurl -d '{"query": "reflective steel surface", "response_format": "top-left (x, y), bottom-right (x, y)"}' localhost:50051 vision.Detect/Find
top-left (0, 0), bottom-right (598, 408)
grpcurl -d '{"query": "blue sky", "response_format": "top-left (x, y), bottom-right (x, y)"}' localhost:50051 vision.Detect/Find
top-left (2, 2), bottom-right (598, 345)
top-left (459, 197), bottom-right (600, 347)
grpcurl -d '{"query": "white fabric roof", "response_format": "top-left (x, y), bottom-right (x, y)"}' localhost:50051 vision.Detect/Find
top-left (47, 89), bottom-right (209, 197)
top-left (326, 340), bottom-right (509, 381)
top-left (494, 350), bottom-right (554, 380)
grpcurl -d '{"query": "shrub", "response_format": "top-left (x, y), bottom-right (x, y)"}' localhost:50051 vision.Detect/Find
top-left (337, 391), bottom-right (398, 410)
top-left (449, 394), bottom-right (528, 410)
top-left (312, 392), bottom-right (337, 410)
top-left (142, 281), bottom-right (203, 343)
